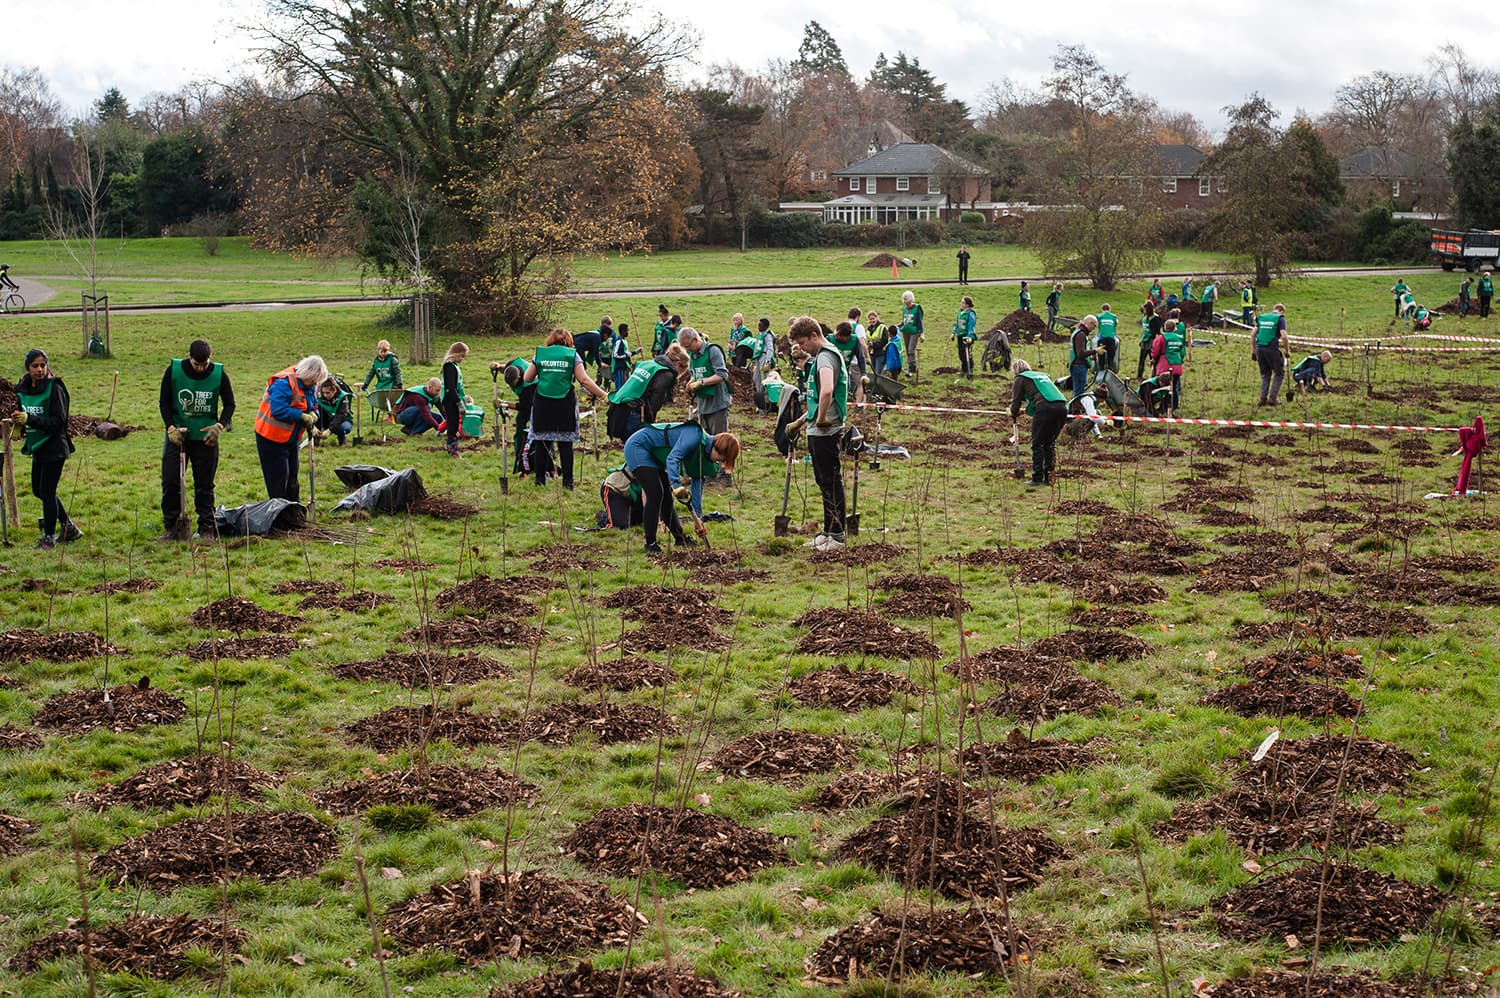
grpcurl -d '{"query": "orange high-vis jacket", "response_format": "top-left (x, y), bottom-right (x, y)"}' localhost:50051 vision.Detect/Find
top-left (253, 367), bottom-right (310, 443)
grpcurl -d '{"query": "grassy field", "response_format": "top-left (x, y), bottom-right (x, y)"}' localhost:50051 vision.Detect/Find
top-left (0, 279), bottom-right (1495, 997)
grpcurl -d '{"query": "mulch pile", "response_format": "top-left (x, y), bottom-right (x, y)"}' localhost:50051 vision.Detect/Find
top-left (1200, 680), bottom-right (1360, 721)
top-left (789, 665), bottom-right (924, 710)
top-left (617, 620), bottom-right (726, 653)
top-left (876, 573), bottom-right (971, 617)
top-left (299, 590), bottom-right (395, 613)
top-left (410, 494), bottom-right (480, 519)
top-left (810, 770), bottom-right (974, 812)
top-left (385, 871), bottom-right (644, 963)
top-left (0, 813), bottom-right (34, 856)
top-left (189, 597), bottom-right (301, 633)
top-left (1197, 506), bottom-right (1260, 527)
top-left (837, 799), bottom-right (1068, 900)
top-left (491, 962), bottom-right (738, 998)
top-left (34, 681), bottom-right (187, 734)
top-left (1162, 484), bottom-right (1256, 511)
top-left (1211, 861), bottom-right (1444, 945)
top-left (0, 628), bottom-right (119, 664)
top-left (333, 651), bottom-right (510, 687)
top-left (1242, 649), bottom-right (1366, 682)
top-left (1263, 592), bottom-right (1431, 637)
top-left (651, 547), bottom-right (741, 568)
top-left (1155, 787), bottom-right (1401, 854)
top-left (693, 566), bottom-right (770, 585)
top-left (1203, 970), bottom-right (1490, 997)
top-left (270, 579), bottom-right (325, 595)
top-left (562, 804), bottom-right (788, 888)
top-left (7, 913), bottom-right (243, 978)
top-left (404, 616), bottom-right (540, 649)
top-left (971, 672), bottom-right (1122, 723)
top-left (1218, 530), bottom-right (1290, 548)
top-left (1363, 568), bottom-right (1500, 606)
top-left (1068, 607), bottom-right (1153, 628)
top-left (0, 725), bottom-right (42, 751)
top-left (88, 578), bottom-right (162, 595)
top-left (507, 702), bottom-right (676, 745)
top-left (1303, 504), bottom-right (1365, 524)
top-left (806, 906), bottom-right (1026, 983)
top-left (185, 635), bottom-right (297, 660)
top-left (957, 728), bottom-right (1100, 782)
top-left (1032, 628), bottom-right (1149, 663)
top-left (604, 584), bottom-right (718, 614)
top-left (436, 577), bottom-right (539, 618)
top-left (793, 609), bottom-right (939, 659)
top-left (1408, 554), bottom-right (1495, 574)
top-left (1189, 553), bottom-right (1285, 593)
top-left (564, 656), bottom-right (679, 692)
top-left (81, 757), bottom-right (277, 810)
top-left (1087, 576), bottom-right (1168, 603)
top-left (945, 645), bottom-right (1059, 683)
top-left (1053, 498), bottom-right (1116, 517)
top-left (315, 764), bottom-right (537, 816)
top-left (1237, 735), bottom-right (1416, 795)
top-left (91, 811), bottom-right (338, 889)
top-left (343, 705), bottom-right (507, 751)
top-left (708, 730), bottom-right (854, 781)
top-left (809, 542), bottom-right (904, 566)
top-left (371, 558), bottom-right (436, 571)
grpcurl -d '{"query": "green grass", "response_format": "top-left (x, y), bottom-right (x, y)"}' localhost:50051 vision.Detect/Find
top-left (0, 279), bottom-right (1496, 996)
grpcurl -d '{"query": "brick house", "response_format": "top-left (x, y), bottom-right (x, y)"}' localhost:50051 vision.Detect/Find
top-left (1152, 144), bottom-right (1226, 209)
top-left (821, 143), bottom-right (992, 223)
top-left (1339, 147), bottom-right (1447, 212)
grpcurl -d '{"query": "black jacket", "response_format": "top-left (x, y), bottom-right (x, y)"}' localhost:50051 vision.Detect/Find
top-left (18, 375), bottom-right (74, 461)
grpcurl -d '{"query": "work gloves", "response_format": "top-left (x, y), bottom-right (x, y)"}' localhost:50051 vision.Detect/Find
top-left (202, 423), bottom-right (223, 447)
top-left (300, 411), bottom-right (318, 427)
top-left (12, 410), bottom-right (27, 426)
top-left (673, 485), bottom-right (692, 505)
top-left (167, 426), bottom-right (184, 446)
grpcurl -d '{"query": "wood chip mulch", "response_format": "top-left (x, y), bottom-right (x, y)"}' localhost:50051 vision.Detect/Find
top-left (1188, 553), bottom-right (1286, 593)
top-left (837, 800), bottom-right (1069, 900)
top-left (1155, 787), bottom-right (1401, 854)
top-left (1162, 484), bottom-right (1256, 510)
top-left (562, 804), bottom-right (788, 888)
top-left (404, 616), bottom-right (541, 650)
top-left (809, 542), bottom-right (904, 566)
top-left (490, 962), bottom-right (738, 998)
top-left (80, 757), bottom-right (278, 810)
top-left (1084, 575), bottom-right (1167, 604)
top-left (1031, 628), bottom-right (1149, 663)
top-left (1236, 735), bottom-right (1417, 795)
top-left (435, 576), bottom-right (539, 617)
top-left (809, 770), bottom-right (975, 812)
top-left (87, 577), bottom-right (162, 595)
top-left (1052, 498), bottom-right (1116, 516)
top-left (1242, 649), bottom-right (1366, 682)
top-left (342, 706), bottom-right (508, 751)
top-left (1408, 554), bottom-right (1496, 574)
top-left (945, 645), bottom-right (1066, 683)
top-left (1068, 608), bottom-right (1153, 628)
top-left (384, 871), bottom-right (645, 963)
top-left (972, 670), bottom-right (1122, 723)
top-left (91, 811), bottom-right (339, 889)
top-left (1218, 529), bottom-right (1291, 548)
top-left (332, 651), bottom-right (510, 687)
top-left (806, 906), bottom-right (1026, 984)
top-left (708, 730), bottom-right (854, 781)
top-left (371, 558), bottom-right (436, 571)
top-left (957, 728), bottom-right (1100, 782)
top-left (1204, 969), bottom-right (1491, 997)
top-left (298, 590), bottom-right (396, 613)
top-left (410, 494), bottom-right (479, 519)
top-left (1264, 591), bottom-right (1433, 635)
top-left (603, 584), bottom-right (719, 614)
top-left (506, 702), bottom-right (676, 745)
top-left (792, 609), bottom-right (939, 660)
top-left (650, 547), bottom-right (742, 568)
top-left (184, 635), bottom-right (298, 660)
top-left (0, 628), bottom-right (119, 664)
top-left (788, 665), bottom-right (924, 710)
top-left (34, 682), bottom-right (188, 734)
top-left (1363, 569), bottom-right (1500, 606)
top-left (0, 813), bottom-right (34, 856)
top-left (1210, 861), bottom-right (1443, 945)
top-left (0, 724), bottom-right (42, 752)
top-left (617, 620), bottom-right (726, 653)
top-left (875, 572), bottom-right (971, 617)
top-left (1197, 505), bottom-right (1260, 527)
top-left (270, 579), bottom-right (326, 595)
top-left (6, 913), bottom-right (243, 977)
top-left (692, 566), bottom-right (770, 585)
top-left (188, 597), bottom-right (302, 634)
top-left (1200, 681), bottom-right (1360, 721)
top-left (563, 656), bottom-right (679, 692)
top-left (315, 764), bottom-right (537, 816)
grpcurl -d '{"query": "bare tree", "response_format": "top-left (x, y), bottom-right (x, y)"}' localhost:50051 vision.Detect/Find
top-left (1429, 43), bottom-right (1500, 126)
top-left (0, 66), bottom-right (64, 178)
top-left (48, 136), bottom-right (112, 302)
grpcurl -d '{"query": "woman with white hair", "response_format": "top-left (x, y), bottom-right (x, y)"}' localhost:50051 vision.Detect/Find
top-left (898, 290), bottom-right (924, 378)
top-left (254, 354), bottom-right (328, 501)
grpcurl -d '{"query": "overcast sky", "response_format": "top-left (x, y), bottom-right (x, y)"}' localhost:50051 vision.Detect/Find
top-left (26, 0), bottom-right (1500, 134)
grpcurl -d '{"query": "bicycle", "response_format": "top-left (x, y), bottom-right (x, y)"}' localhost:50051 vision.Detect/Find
top-left (1, 292), bottom-right (22, 314)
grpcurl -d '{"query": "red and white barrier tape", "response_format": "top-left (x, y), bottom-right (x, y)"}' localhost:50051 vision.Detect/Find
top-left (1215, 329), bottom-right (1492, 353)
top-left (854, 401), bottom-right (1468, 433)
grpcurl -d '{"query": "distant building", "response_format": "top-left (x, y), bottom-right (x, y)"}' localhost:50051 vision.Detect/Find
top-left (1339, 147), bottom-right (1446, 212)
top-left (819, 143), bottom-right (994, 223)
top-left (1153, 145), bottom-right (1226, 210)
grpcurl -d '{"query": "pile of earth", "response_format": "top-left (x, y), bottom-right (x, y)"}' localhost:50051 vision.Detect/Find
top-left (1203, 969), bottom-right (1492, 996)
top-left (806, 906), bottom-right (1027, 983)
top-left (35, 681), bottom-right (187, 734)
top-left (1262, 591), bottom-right (1431, 637)
top-left (957, 728), bottom-right (1101, 782)
top-left (189, 597), bottom-right (301, 633)
top-left (693, 566), bottom-right (770, 585)
top-left (1068, 608), bottom-right (1152, 628)
top-left (506, 702), bottom-right (676, 745)
top-left (793, 608), bottom-right (939, 659)
top-left (1241, 649), bottom-right (1365, 682)
top-left (561, 804), bottom-right (787, 888)
top-left (91, 811), bottom-right (338, 889)
top-left (404, 616), bottom-right (540, 649)
top-left (344, 705), bottom-right (508, 751)
top-left (410, 494), bottom-right (480, 519)
top-left (1188, 552), bottom-right (1285, 593)
top-left (971, 671), bottom-right (1122, 723)
top-left (809, 542), bottom-right (904, 566)
top-left (1155, 787), bottom-right (1401, 853)
top-left (297, 589), bottom-right (395, 612)
top-left (651, 547), bottom-right (741, 568)
top-left (80, 757), bottom-right (277, 809)
top-left (994, 309), bottom-right (1050, 341)
top-left (315, 764), bottom-right (537, 816)
top-left (708, 729), bottom-right (854, 781)
top-left (1236, 734), bottom-right (1416, 794)
top-left (491, 962), bottom-right (737, 998)
top-left (7, 914), bottom-right (242, 978)
top-left (862, 253), bottom-right (912, 269)
top-left (0, 628), bottom-right (119, 664)
top-left (527, 542), bottom-right (608, 572)
top-left (436, 577), bottom-right (539, 617)
top-left (384, 871), bottom-right (643, 963)
top-left (788, 664), bottom-right (924, 710)
top-left (563, 656), bottom-right (678, 692)
top-left (333, 651), bottom-right (509, 686)
top-left (185, 635), bottom-right (297, 660)
top-left (1210, 861), bottom-right (1444, 945)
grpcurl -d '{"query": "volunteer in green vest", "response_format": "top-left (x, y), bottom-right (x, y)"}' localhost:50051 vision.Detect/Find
top-left (438, 342), bottom-right (470, 457)
top-left (951, 295), bottom-right (977, 378)
top-left (158, 339), bottom-right (235, 541)
top-left (315, 378), bottom-right (353, 445)
top-left (1290, 350), bottom-right (1333, 400)
top-left (1252, 305), bottom-right (1288, 406)
top-left (678, 326), bottom-right (733, 436)
top-left (360, 339), bottom-right (402, 394)
top-left (751, 317), bottom-right (778, 410)
top-left (1095, 304), bottom-right (1119, 374)
top-left (729, 313), bottom-right (755, 367)
top-left (1390, 278), bottom-right (1409, 318)
top-left (833, 321), bottom-right (868, 386)
top-left (1045, 283), bottom-right (1063, 332)
top-left (607, 342), bottom-right (689, 441)
top-left (608, 323), bottom-right (634, 390)
top-left (1479, 271), bottom-right (1493, 319)
top-left (1138, 301), bottom-right (1162, 381)
top-left (898, 290), bottom-right (924, 378)
top-left (787, 316), bottom-right (849, 551)
top-left (523, 329), bottom-right (609, 489)
top-left (1198, 281), bottom-right (1217, 328)
top-left (652, 306), bottom-right (680, 355)
top-left (394, 378), bottom-right (445, 436)
top-left (1019, 281), bottom-right (1032, 312)
top-left (13, 348), bottom-right (81, 549)
top-left (1067, 314), bottom-right (1098, 400)
top-left (500, 358), bottom-right (536, 473)
top-left (623, 421), bottom-right (740, 553)
top-left (1008, 358), bottom-right (1067, 488)
top-left (1152, 318), bottom-right (1188, 412)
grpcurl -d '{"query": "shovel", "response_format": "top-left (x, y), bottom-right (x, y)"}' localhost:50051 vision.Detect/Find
top-left (306, 426), bottom-right (317, 524)
top-left (847, 439), bottom-right (861, 536)
top-left (106, 370), bottom-right (119, 422)
top-left (169, 441), bottom-right (192, 540)
top-left (498, 405), bottom-right (510, 495)
top-left (353, 388), bottom-right (362, 445)
top-left (774, 444), bottom-right (796, 537)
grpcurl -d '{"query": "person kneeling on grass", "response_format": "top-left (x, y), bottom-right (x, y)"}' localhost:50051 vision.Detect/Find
top-left (623, 421), bottom-right (739, 553)
top-left (315, 379), bottom-right (354, 445)
top-left (394, 378), bottom-right (445, 436)
top-left (1289, 351), bottom-right (1333, 400)
top-left (1009, 358), bottom-right (1068, 488)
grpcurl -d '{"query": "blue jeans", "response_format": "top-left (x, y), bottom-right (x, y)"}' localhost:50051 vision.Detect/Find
top-left (396, 406), bottom-right (434, 434)
top-left (1070, 363), bottom-right (1089, 399)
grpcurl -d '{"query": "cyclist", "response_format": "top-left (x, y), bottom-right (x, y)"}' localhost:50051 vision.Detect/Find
top-left (0, 264), bottom-right (17, 312)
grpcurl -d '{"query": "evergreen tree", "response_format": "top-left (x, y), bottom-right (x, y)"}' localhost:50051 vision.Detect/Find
top-left (1448, 116), bottom-right (1500, 228)
top-left (93, 87), bottom-right (129, 123)
top-left (795, 21), bottom-right (847, 76)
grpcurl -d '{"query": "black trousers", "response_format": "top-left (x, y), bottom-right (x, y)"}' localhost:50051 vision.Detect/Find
top-left (1481, 293), bottom-right (1493, 319)
top-left (1030, 401), bottom-right (1067, 484)
top-left (30, 458), bottom-right (69, 536)
top-left (1256, 347), bottom-right (1284, 402)
top-left (630, 465), bottom-right (684, 546)
top-left (808, 434), bottom-right (846, 536)
top-left (161, 436), bottom-right (220, 531)
top-left (1137, 342), bottom-right (1153, 380)
top-left (256, 433), bottom-right (300, 502)
top-left (957, 339), bottom-right (974, 375)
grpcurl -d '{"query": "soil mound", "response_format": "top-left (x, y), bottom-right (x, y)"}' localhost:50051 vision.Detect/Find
top-left (789, 665), bottom-right (924, 710)
top-left (299, 590), bottom-right (395, 613)
top-left (958, 729), bottom-right (1100, 781)
top-left (693, 566), bottom-right (770, 585)
top-left (316, 765), bottom-right (536, 816)
top-left (404, 616), bottom-right (540, 649)
top-left (343, 705), bottom-right (507, 751)
top-left (651, 547), bottom-right (741, 568)
top-left (1197, 505), bottom-right (1259, 527)
top-left (876, 573), bottom-right (971, 617)
top-left (618, 620), bottom-right (726, 653)
top-left (0, 725), bottom-right (42, 752)
top-left (604, 584), bottom-right (718, 614)
top-left (1053, 498), bottom-right (1116, 517)
top-left (1068, 608), bottom-right (1152, 628)
top-left (996, 309), bottom-right (1049, 339)
top-left (1032, 628), bottom-right (1149, 663)
top-left (91, 811), bottom-right (338, 889)
top-left (1211, 861), bottom-right (1443, 945)
top-left (807, 906), bottom-right (1026, 983)
top-left (945, 645), bottom-right (1065, 683)
top-left (862, 252), bottom-right (906, 269)
top-left (333, 651), bottom-right (509, 687)
top-left (972, 670), bottom-right (1122, 723)
top-left (410, 494), bottom-right (479, 519)
top-left (185, 635), bottom-right (297, 660)
top-left (1262, 592), bottom-right (1431, 637)
top-left (492, 962), bottom-right (737, 998)
top-left (1156, 787), bottom-right (1400, 854)
top-left (507, 702), bottom-right (676, 745)
top-left (1162, 484), bottom-right (1255, 511)
top-left (88, 578), bottom-right (161, 595)
top-left (1189, 553), bottom-right (1285, 593)
top-left (1236, 735), bottom-right (1416, 795)
top-left (35, 682), bottom-right (187, 734)
top-left (837, 799), bottom-right (1068, 900)
top-left (189, 596), bottom-right (301, 633)
top-left (793, 608), bottom-right (939, 659)
top-left (0, 813), bottom-right (34, 856)
top-left (0, 628), bottom-right (119, 664)
top-left (562, 804), bottom-right (787, 888)
top-left (81, 757), bottom-right (277, 810)
top-left (709, 729), bottom-right (853, 781)
top-left (809, 542), bottom-right (904, 566)
top-left (7, 913), bottom-right (243, 978)
top-left (270, 579), bottom-right (325, 595)
top-left (564, 656), bottom-right (678, 692)
top-left (435, 577), bottom-right (538, 617)
top-left (1203, 970), bottom-right (1481, 997)
top-left (385, 871), bottom-right (643, 962)
top-left (1218, 529), bottom-right (1289, 548)
top-left (1200, 680), bottom-right (1359, 721)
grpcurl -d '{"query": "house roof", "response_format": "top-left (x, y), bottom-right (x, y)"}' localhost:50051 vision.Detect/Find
top-left (1339, 147), bottom-right (1429, 179)
top-left (822, 193), bottom-right (949, 207)
top-left (833, 143), bottom-right (986, 178)
top-left (1154, 144), bottom-right (1205, 176)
